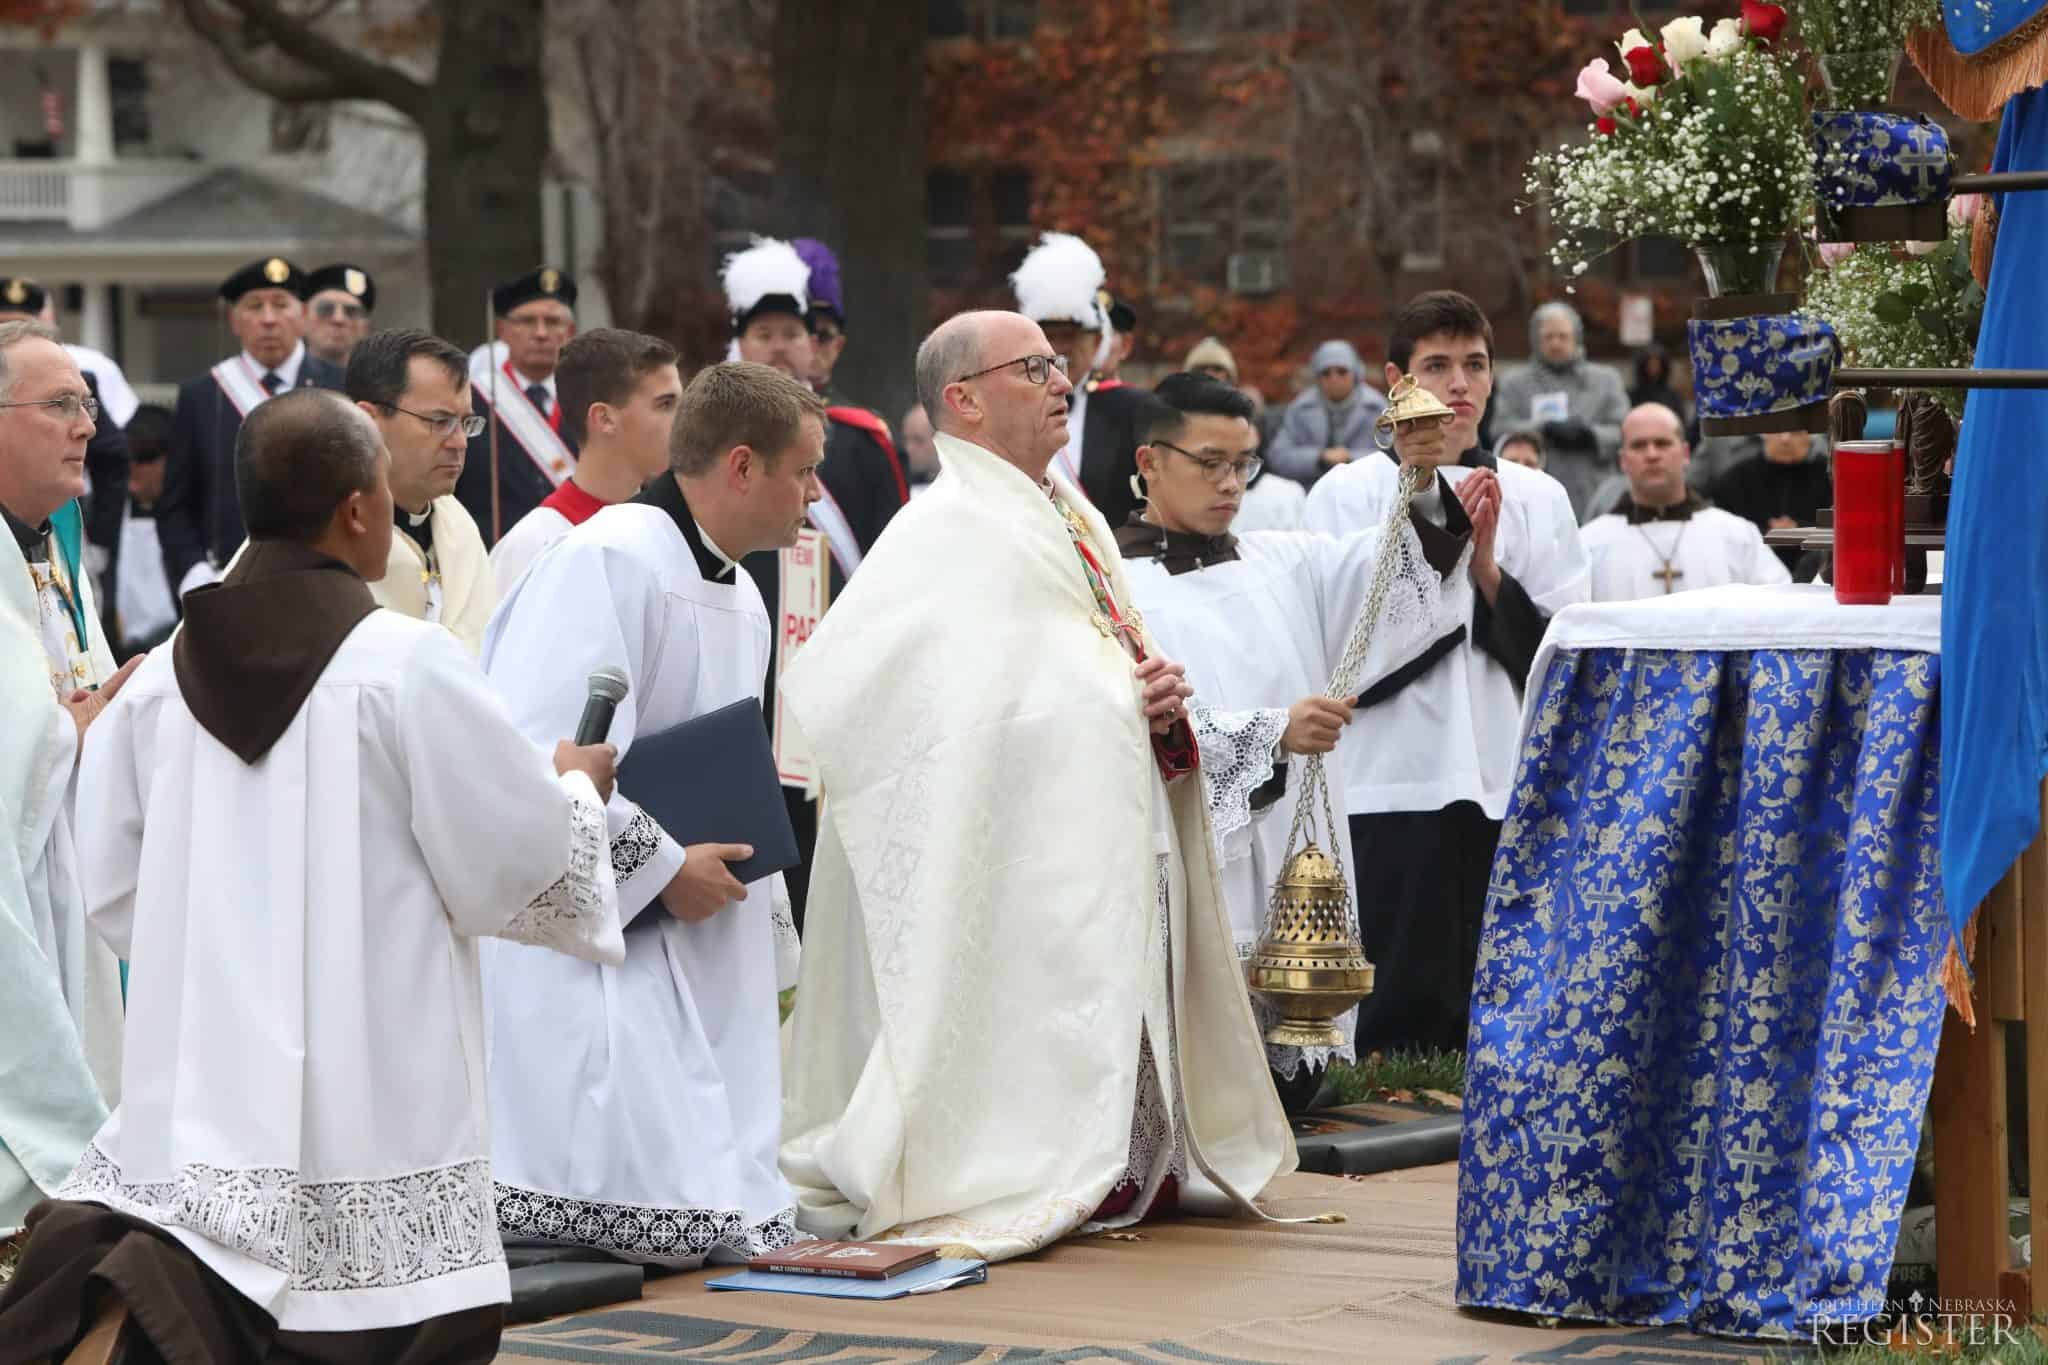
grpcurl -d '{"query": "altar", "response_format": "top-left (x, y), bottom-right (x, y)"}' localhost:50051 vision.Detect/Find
top-left (1454, 584), bottom-right (1946, 1339)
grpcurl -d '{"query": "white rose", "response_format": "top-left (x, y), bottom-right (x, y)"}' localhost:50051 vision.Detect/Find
top-left (1619, 80), bottom-right (1659, 108)
top-left (1705, 16), bottom-right (1744, 59)
top-left (1661, 16), bottom-right (1709, 69)
top-left (1904, 239), bottom-right (1942, 255)
top-left (1617, 26), bottom-right (1652, 60)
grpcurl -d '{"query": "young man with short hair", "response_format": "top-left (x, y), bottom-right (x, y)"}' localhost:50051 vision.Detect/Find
top-left (1304, 290), bottom-right (1590, 1055)
top-left (489, 327), bottom-right (682, 588)
top-left (1119, 372), bottom-right (1465, 1109)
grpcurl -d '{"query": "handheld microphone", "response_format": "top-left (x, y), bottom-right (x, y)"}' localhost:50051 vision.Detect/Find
top-left (574, 665), bottom-right (631, 746)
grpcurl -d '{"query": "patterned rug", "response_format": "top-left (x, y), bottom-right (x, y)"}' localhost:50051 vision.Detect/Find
top-left (494, 1167), bottom-right (1787, 1364)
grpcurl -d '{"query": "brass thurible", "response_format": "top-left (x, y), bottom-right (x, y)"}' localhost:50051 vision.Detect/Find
top-left (1372, 373), bottom-right (1457, 451)
top-left (1248, 840), bottom-right (1374, 1047)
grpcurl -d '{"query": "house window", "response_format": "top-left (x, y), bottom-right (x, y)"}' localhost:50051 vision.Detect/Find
top-left (926, 164), bottom-right (1034, 287)
top-left (1400, 130), bottom-right (1446, 272)
top-left (1171, 0), bottom-right (1293, 35)
top-left (1161, 158), bottom-right (1289, 290)
top-left (927, 168), bottom-right (975, 285)
top-left (109, 58), bottom-right (150, 151)
top-left (928, 0), bottom-right (1036, 39)
top-left (270, 103), bottom-right (330, 154)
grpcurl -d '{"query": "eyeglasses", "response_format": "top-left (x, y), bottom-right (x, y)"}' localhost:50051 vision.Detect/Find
top-left (385, 403), bottom-right (487, 438)
top-left (813, 325), bottom-right (843, 345)
top-left (0, 393), bottom-right (97, 423)
top-left (1154, 440), bottom-right (1261, 486)
top-left (502, 313), bottom-right (572, 333)
top-left (313, 299), bottom-right (367, 321)
top-left (953, 353), bottom-right (1069, 386)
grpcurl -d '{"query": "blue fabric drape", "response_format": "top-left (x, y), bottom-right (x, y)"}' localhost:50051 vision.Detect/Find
top-left (1457, 644), bottom-right (1945, 1339)
top-left (1942, 84), bottom-right (2048, 949)
top-left (1944, 0), bottom-right (2048, 55)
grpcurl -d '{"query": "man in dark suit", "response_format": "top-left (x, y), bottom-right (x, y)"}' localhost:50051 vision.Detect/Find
top-left (155, 258), bottom-right (344, 598)
top-left (1009, 232), bottom-right (1149, 527)
top-left (458, 266), bottom-right (580, 545)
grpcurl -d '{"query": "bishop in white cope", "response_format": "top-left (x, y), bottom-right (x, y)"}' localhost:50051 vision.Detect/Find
top-left (1578, 403), bottom-right (1791, 601)
top-left (349, 330), bottom-right (499, 653)
top-left (0, 326), bottom-right (129, 1245)
top-left (1118, 374), bottom-right (1467, 1107)
top-left (480, 363), bottom-right (815, 1266)
top-left (1303, 292), bottom-right (1589, 1055)
top-left (781, 312), bottom-right (1293, 1262)
top-left (0, 391), bottom-right (622, 1362)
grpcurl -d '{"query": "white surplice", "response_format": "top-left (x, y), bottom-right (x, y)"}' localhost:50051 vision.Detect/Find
top-left (1231, 474), bottom-right (1308, 533)
top-left (779, 433), bottom-right (1294, 1263)
top-left (59, 612), bottom-right (622, 1331)
top-left (372, 497), bottom-right (498, 656)
top-left (488, 505), bottom-right (572, 591)
top-left (479, 497), bottom-right (801, 1266)
top-left (1578, 504), bottom-right (1792, 602)
top-left (0, 522), bottom-right (122, 1235)
top-left (1124, 523), bottom-right (1469, 1077)
top-left (1304, 456), bottom-right (1590, 820)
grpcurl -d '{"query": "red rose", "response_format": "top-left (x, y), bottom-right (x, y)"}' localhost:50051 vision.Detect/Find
top-left (1741, 0), bottom-right (1788, 43)
top-left (1596, 115), bottom-right (1618, 135)
top-left (1622, 43), bottom-right (1664, 85)
top-left (1625, 96), bottom-right (1644, 119)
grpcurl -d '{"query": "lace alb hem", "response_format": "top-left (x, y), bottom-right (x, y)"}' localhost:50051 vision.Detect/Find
top-left (495, 1184), bottom-right (800, 1266)
top-left (770, 875), bottom-right (801, 991)
top-left (58, 1144), bottom-right (500, 1292)
top-left (609, 807), bottom-right (664, 883)
top-left (504, 787), bottom-right (615, 953)
top-left (1191, 705), bottom-right (1288, 853)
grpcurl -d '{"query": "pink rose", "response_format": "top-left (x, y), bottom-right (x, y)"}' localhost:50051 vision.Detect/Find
top-left (1575, 57), bottom-right (1630, 116)
top-left (1950, 192), bottom-right (1985, 226)
top-left (1817, 242), bottom-right (1855, 267)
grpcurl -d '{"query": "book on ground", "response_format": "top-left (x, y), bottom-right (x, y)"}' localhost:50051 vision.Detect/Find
top-left (748, 1240), bottom-right (938, 1280)
top-left (707, 1258), bottom-right (987, 1300)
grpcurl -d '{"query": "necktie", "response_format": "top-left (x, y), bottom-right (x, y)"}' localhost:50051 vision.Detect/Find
top-left (261, 371), bottom-right (283, 395)
top-left (526, 383), bottom-right (550, 417)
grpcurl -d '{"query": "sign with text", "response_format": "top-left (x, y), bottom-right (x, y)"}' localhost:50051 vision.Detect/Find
top-left (772, 527), bottom-right (830, 795)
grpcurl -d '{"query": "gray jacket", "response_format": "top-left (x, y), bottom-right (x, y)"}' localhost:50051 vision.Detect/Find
top-left (1492, 302), bottom-right (1630, 518)
top-left (1267, 340), bottom-right (1388, 484)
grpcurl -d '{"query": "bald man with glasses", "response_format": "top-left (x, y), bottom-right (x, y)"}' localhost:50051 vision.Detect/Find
top-left (778, 311), bottom-right (1296, 1262)
top-left (346, 328), bottom-right (499, 654)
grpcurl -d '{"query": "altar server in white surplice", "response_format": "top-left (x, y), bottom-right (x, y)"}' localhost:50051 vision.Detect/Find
top-left (1303, 291), bottom-right (1590, 1057)
top-left (0, 323), bottom-right (131, 1245)
top-left (0, 391), bottom-right (622, 1363)
top-left (780, 311), bottom-right (1294, 1264)
top-left (1118, 373), bottom-right (1469, 1110)
top-left (1578, 403), bottom-right (1791, 602)
top-left (480, 363), bottom-right (820, 1266)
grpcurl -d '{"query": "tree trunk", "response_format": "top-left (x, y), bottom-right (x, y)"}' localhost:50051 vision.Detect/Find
top-left (770, 0), bottom-right (926, 423)
top-left (421, 0), bottom-right (550, 345)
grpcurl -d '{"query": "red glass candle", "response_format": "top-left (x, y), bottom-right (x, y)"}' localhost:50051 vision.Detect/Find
top-left (1834, 440), bottom-right (1893, 606)
top-left (1888, 438), bottom-right (1907, 592)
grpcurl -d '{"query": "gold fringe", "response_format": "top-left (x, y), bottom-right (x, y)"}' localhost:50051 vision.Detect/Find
top-left (1303, 1211), bottom-right (1347, 1225)
top-left (1941, 912), bottom-right (1981, 1029)
top-left (1908, 20), bottom-right (2048, 122)
top-left (1972, 199), bottom-right (1999, 288)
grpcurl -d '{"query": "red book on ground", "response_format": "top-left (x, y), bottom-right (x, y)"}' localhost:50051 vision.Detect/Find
top-left (746, 1240), bottom-right (940, 1280)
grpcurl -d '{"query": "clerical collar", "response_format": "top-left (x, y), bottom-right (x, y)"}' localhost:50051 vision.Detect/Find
top-left (395, 502), bottom-right (435, 557)
top-left (2, 502), bottom-right (47, 562)
top-left (1114, 510), bottom-right (1239, 576)
top-left (631, 473), bottom-right (736, 583)
top-left (1620, 491), bottom-right (1708, 525)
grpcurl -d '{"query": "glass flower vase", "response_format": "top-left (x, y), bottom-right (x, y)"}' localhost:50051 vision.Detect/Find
top-left (1693, 240), bottom-right (1787, 299)
top-left (1818, 48), bottom-right (1904, 109)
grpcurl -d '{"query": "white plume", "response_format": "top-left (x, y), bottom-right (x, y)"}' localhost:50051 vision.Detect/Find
top-left (1010, 232), bottom-right (1107, 329)
top-left (721, 236), bottom-right (810, 317)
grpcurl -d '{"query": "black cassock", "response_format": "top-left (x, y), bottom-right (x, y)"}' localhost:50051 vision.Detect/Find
top-left (457, 391), bottom-right (582, 548)
top-left (155, 354), bottom-right (345, 596)
top-left (1711, 453), bottom-right (1831, 572)
top-left (1072, 381), bottom-right (1150, 530)
top-left (743, 411), bottom-right (907, 935)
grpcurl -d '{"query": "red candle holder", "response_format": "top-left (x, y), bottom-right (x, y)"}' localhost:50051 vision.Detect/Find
top-left (1834, 439), bottom-right (1894, 606)
top-left (1888, 438), bottom-right (1906, 592)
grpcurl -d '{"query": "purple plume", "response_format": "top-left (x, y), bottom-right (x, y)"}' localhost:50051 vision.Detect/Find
top-left (792, 237), bottom-right (844, 320)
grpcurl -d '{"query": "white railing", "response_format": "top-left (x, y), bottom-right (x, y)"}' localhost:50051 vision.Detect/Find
top-left (0, 159), bottom-right (211, 228)
top-left (0, 163), bottom-right (70, 221)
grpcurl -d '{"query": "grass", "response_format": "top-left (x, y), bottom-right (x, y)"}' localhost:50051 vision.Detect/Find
top-left (1324, 1046), bottom-right (1466, 1107)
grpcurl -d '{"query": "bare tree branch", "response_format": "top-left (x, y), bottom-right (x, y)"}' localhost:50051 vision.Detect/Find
top-left (174, 0), bottom-right (426, 115)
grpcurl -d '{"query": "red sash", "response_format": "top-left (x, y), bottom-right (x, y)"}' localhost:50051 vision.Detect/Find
top-left (827, 406), bottom-right (908, 505)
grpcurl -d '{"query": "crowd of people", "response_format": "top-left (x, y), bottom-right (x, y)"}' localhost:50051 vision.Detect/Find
top-left (0, 226), bottom-right (1822, 1362)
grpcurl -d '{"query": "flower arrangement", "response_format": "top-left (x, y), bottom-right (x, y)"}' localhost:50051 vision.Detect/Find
top-left (1796, 0), bottom-right (1942, 107)
top-left (1803, 197), bottom-right (1987, 418)
top-left (1528, 3), bottom-right (1815, 296)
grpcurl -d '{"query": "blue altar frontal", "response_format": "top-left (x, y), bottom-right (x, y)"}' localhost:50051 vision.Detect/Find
top-left (1455, 586), bottom-right (1948, 1339)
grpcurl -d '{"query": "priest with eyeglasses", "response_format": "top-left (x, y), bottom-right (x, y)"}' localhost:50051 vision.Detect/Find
top-left (1118, 373), bottom-right (1467, 1111)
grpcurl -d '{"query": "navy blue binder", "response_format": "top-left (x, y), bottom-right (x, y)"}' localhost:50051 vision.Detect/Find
top-left (615, 698), bottom-right (800, 926)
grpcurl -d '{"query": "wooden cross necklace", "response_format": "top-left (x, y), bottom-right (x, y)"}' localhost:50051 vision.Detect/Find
top-left (1634, 520), bottom-right (1688, 594)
